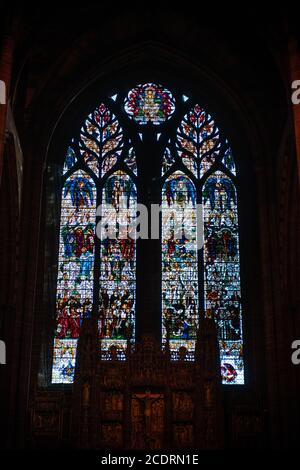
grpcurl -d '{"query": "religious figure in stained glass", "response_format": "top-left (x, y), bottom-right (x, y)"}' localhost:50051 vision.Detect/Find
top-left (52, 101), bottom-right (136, 381)
top-left (124, 83), bottom-right (175, 125)
top-left (98, 171), bottom-right (137, 359)
top-left (203, 172), bottom-right (243, 384)
top-left (52, 85), bottom-right (244, 386)
top-left (164, 102), bottom-right (244, 384)
top-left (161, 172), bottom-right (199, 358)
top-left (52, 170), bottom-right (96, 383)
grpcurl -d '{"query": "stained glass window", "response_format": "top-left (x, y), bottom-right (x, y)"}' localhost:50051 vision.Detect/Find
top-left (176, 104), bottom-right (221, 178)
top-left (165, 102), bottom-right (244, 384)
top-left (222, 145), bottom-right (236, 175)
top-left (162, 171), bottom-right (199, 359)
top-left (203, 172), bottom-right (243, 384)
top-left (124, 146), bottom-right (137, 175)
top-left (51, 101), bottom-right (136, 382)
top-left (79, 102), bottom-right (123, 177)
top-left (52, 170), bottom-right (96, 383)
top-left (162, 147), bottom-right (175, 176)
top-left (52, 85), bottom-right (245, 386)
top-left (98, 171), bottom-right (137, 359)
top-left (124, 83), bottom-right (175, 125)
top-left (63, 142), bottom-right (77, 175)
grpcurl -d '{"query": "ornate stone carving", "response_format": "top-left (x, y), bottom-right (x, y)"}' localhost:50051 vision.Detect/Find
top-left (82, 382), bottom-right (90, 406)
top-left (172, 392), bottom-right (194, 420)
top-left (30, 391), bottom-right (69, 439)
top-left (101, 364), bottom-right (126, 389)
top-left (101, 392), bottom-right (123, 420)
top-left (131, 391), bottom-right (165, 449)
top-left (69, 323), bottom-right (224, 449)
top-left (174, 424), bottom-right (194, 448)
top-left (170, 364), bottom-right (193, 389)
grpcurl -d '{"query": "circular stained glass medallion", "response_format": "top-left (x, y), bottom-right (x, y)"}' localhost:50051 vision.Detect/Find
top-left (124, 83), bottom-right (175, 125)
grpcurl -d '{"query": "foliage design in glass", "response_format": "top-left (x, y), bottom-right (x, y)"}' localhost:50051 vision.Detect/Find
top-left (52, 170), bottom-right (96, 383)
top-left (167, 102), bottom-right (244, 384)
top-left (176, 104), bottom-right (221, 178)
top-left (124, 83), bottom-right (175, 125)
top-left (52, 100), bottom-right (129, 382)
top-left (79, 103), bottom-right (123, 177)
top-left (98, 171), bottom-right (137, 359)
top-left (53, 85), bottom-right (245, 387)
top-left (162, 171), bottom-right (199, 359)
top-left (203, 171), bottom-right (243, 384)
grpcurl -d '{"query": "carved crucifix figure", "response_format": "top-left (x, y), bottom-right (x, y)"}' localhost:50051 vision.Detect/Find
top-left (131, 390), bottom-right (164, 449)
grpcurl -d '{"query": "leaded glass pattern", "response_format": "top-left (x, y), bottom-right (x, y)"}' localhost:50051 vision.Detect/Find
top-left (176, 104), bottom-right (221, 178)
top-left (98, 171), bottom-right (137, 358)
top-left (222, 146), bottom-right (236, 175)
top-left (63, 143), bottom-right (77, 175)
top-left (203, 172), bottom-right (243, 384)
top-left (162, 171), bottom-right (199, 359)
top-left (52, 170), bottom-right (96, 383)
top-left (162, 147), bottom-right (175, 176)
top-left (124, 83), bottom-right (175, 125)
top-left (79, 103), bottom-right (123, 177)
top-left (164, 102), bottom-right (244, 384)
top-left (124, 147), bottom-right (137, 175)
top-left (52, 97), bottom-right (138, 382)
top-left (52, 84), bottom-right (245, 386)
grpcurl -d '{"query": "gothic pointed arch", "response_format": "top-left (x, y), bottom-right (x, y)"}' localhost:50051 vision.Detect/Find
top-left (51, 101), bottom-right (137, 382)
top-left (161, 101), bottom-right (244, 384)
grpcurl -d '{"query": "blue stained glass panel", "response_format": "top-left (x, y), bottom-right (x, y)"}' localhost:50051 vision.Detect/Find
top-left (98, 171), bottom-right (137, 359)
top-left (52, 170), bottom-right (96, 383)
top-left (162, 171), bottom-right (199, 359)
top-left (203, 171), bottom-right (244, 384)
